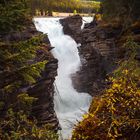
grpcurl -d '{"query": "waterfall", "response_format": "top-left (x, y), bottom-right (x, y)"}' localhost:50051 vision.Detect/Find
top-left (34, 17), bottom-right (92, 139)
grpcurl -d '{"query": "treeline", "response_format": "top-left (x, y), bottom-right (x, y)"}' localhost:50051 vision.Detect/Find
top-left (29, 0), bottom-right (100, 16)
top-left (102, 0), bottom-right (140, 21)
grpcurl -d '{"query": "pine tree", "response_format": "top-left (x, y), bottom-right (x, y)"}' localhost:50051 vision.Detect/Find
top-left (0, 0), bottom-right (47, 112)
top-left (102, 0), bottom-right (140, 21)
top-left (0, 1), bottom-right (57, 139)
top-left (0, 0), bottom-right (30, 33)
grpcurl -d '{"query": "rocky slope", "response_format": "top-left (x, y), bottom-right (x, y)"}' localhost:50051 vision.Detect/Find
top-left (76, 23), bottom-right (123, 96)
top-left (60, 15), bottom-right (82, 43)
top-left (60, 15), bottom-right (122, 96)
top-left (0, 23), bottom-right (60, 131)
top-left (60, 15), bottom-right (140, 97)
top-left (28, 41), bottom-right (59, 130)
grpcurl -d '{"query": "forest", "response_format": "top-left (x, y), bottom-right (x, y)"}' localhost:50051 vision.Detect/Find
top-left (29, 0), bottom-right (100, 16)
top-left (0, 0), bottom-right (140, 140)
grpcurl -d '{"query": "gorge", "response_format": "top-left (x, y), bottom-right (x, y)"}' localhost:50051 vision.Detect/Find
top-left (1, 0), bottom-right (140, 139)
top-left (34, 17), bottom-right (93, 139)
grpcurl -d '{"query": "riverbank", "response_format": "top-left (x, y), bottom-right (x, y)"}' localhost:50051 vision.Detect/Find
top-left (59, 15), bottom-right (140, 140)
top-left (34, 12), bottom-right (95, 18)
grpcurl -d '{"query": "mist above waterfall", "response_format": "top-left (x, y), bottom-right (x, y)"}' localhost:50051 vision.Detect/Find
top-left (34, 17), bottom-right (92, 139)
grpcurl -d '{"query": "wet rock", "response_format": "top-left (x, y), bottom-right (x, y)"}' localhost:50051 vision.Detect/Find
top-left (0, 23), bottom-right (60, 131)
top-left (26, 27), bottom-right (60, 130)
top-left (59, 15), bottom-right (140, 98)
top-left (60, 15), bottom-right (122, 96)
top-left (60, 15), bottom-right (82, 43)
top-left (74, 24), bottom-right (122, 96)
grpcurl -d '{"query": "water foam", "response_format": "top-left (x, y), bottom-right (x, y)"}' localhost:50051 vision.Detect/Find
top-left (34, 17), bottom-right (92, 139)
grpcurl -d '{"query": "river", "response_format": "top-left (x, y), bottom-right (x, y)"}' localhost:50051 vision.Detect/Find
top-left (34, 17), bottom-right (92, 139)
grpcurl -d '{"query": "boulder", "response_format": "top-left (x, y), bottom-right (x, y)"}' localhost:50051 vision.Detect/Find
top-left (74, 24), bottom-right (121, 96)
top-left (60, 15), bottom-right (82, 43)
top-left (60, 15), bottom-right (122, 96)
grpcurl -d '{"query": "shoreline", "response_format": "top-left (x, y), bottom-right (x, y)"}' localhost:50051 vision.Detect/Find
top-left (34, 12), bottom-right (95, 18)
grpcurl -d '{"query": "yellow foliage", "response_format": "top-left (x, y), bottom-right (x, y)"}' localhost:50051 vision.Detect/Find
top-left (72, 39), bottom-right (140, 140)
top-left (0, 109), bottom-right (59, 140)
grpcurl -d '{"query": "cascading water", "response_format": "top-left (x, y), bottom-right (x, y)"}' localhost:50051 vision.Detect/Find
top-left (34, 17), bottom-right (92, 139)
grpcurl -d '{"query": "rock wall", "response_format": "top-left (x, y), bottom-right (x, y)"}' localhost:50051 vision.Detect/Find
top-left (60, 15), bottom-right (122, 96)
top-left (25, 26), bottom-right (60, 130)
top-left (75, 23), bottom-right (123, 96)
top-left (28, 42), bottom-right (59, 130)
top-left (0, 23), bottom-right (60, 131)
top-left (60, 15), bottom-right (82, 43)
top-left (60, 15), bottom-right (140, 97)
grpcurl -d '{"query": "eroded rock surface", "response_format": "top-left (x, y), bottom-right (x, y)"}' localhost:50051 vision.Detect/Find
top-left (61, 15), bottom-right (140, 97)
top-left (74, 23), bottom-right (123, 96)
top-left (60, 15), bottom-right (122, 96)
top-left (60, 15), bottom-right (82, 43)
top-left (28, 42), bottom-right (59, 130)
top-left (0, 23), bottom-right (60, 131)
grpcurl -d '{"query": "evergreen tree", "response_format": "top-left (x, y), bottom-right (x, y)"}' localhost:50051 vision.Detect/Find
top-left (0, 0), bottom-right (30, 33)
top-left (102, 0), bottom-right (140, 21)
top-left (0, 0), bottom-right (58, 139)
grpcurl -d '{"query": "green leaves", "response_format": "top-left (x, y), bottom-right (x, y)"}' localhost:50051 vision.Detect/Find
top-left (102, 0), bottom-right (140, 22)
top-left (0, 1), bottom-right (56, 140)
top-left (0, 35), bottom-right (48, 91)
top-left (18, 93), bottom-right (37, 105)
top-left (0, 109), bottom-right (59, 140)
top-left (0, 0), bottom-right (29, 33)
top-left (30, 0), bottom-right (100, 15)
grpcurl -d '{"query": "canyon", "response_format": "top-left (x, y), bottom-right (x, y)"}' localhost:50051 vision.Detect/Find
top-left (1, 14), bottom-right (139, 139)
top-left (32, 15), bottom-right (122, 139)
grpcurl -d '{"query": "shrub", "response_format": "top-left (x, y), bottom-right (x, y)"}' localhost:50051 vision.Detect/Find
top-left (0, 0), bottom-right (30, 33)
top-left (102, 0), bottom-right (140, 21)
top-left (0, 109), bottom-right (59, 140)
top-left (0, 1), bottom-right (57, 139)
top-left (72, 39), bottom-right (140, 140)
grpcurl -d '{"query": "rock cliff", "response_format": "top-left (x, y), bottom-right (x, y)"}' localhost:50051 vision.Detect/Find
top-left (60, 15), bottom-right (82, 43)
top-left (60, 15), bottom-right (140, 97)
top-left (28, 42), bottom-right (59, 130)
top-left (0, 23), bottom-right (60, 131)
top-left (75, 23), bottom-right (123, 96)
top-left (60, 15), bottom-right (122, 96)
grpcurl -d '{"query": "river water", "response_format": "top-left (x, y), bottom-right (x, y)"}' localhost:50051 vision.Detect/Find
top-left (34, 17), bottom-right (93, 139)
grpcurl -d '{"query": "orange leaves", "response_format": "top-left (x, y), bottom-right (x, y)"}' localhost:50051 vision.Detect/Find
top-left (72, 39), bottom-right (140, 140)
top-left (72, 65), bottom-right (140, 140)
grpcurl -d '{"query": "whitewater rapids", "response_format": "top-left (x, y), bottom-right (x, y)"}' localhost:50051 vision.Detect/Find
top-left (34, 17), bottom-right (92, 139)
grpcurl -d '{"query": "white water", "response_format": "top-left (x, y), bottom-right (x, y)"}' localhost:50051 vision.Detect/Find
top-left (34, 17), bottom-right (92, 139)
top-left (81, 17), bottom-right (93, 29)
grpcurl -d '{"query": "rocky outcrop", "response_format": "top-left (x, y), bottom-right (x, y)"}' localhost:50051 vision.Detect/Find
top-left (24, 26), bottom-right (60, 130)
top-left (28, 43), bottom-right (59, 130)
top-left (0, 23), bottom-right (60, 131)
top-left (60, 15), bottom-right (123, 96)
top-left (61, 15), bottom-right (140, 97)
top-left (73, 23), bottom-right (123, 96)
top-left (60, 15), bottom-right (82, 43)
